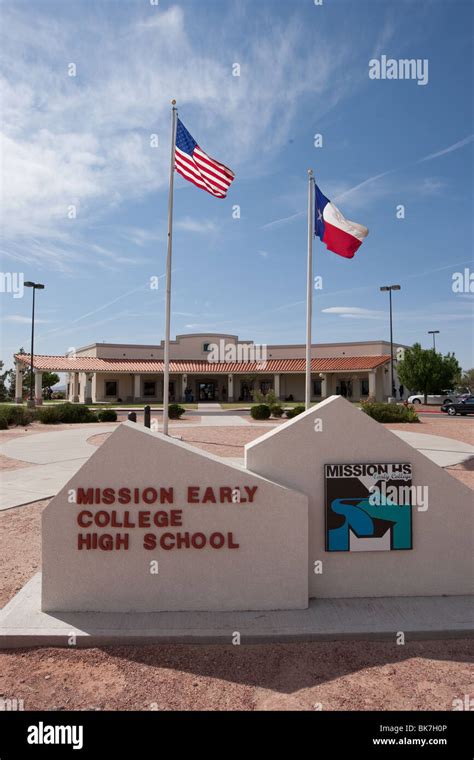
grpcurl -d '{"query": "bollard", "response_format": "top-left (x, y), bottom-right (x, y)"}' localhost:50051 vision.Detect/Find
top-left (144, 405), bottom-right (151, 429)
top-left (127, 411), bottom-right (137, 423)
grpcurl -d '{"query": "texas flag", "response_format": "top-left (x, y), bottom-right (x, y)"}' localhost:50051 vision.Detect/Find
top-left (315, 184), bottom-right (368, 259)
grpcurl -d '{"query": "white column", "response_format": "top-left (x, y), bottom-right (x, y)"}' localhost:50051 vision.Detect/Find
top-left (84, 374), bottom-right (92, 404)
top-left (133, 374), bottom-right (141, 401)
top-left (15, 362), bottom-right (23, 404)
top-left (273, 373), bottom-right (280, 400)
top-left (34, 371), bottom-right (43, 405)
top-left (369, 370), bottom-right (376, 399)
top-left (320, 373), bottom-right (327, 398)
top-left (72, 372), bottom-right (79, 403)
top-left (181, 373), bottom-right (187, 402)
top-left (227, 373), bottom-right (234, 402)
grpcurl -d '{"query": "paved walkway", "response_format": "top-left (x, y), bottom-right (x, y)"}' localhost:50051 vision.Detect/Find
top-left (392, 431), bottom-right (474, 467)
top-left (0, 424), bottom-right (472, 511)
top-left (0, 426), bottom-right (116, 511)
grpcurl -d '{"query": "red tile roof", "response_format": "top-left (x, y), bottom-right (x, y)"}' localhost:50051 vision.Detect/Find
top-left (15, 353), bottom-right (390, 373)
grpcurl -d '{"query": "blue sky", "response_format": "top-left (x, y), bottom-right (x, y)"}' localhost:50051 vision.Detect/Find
top-left (1, 0), bottom-right (473, 371)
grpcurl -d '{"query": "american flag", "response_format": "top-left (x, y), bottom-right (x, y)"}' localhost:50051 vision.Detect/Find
top-left (174, 118), bottom-right (235, 198)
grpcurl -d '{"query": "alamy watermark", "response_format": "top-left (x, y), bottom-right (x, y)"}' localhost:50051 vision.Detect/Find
top-left (369, 55), bottom-right (429, 86)
top-left (0, 272), bottom-right (24, 298)
top-left (206, 339), bottom-right (267, 366)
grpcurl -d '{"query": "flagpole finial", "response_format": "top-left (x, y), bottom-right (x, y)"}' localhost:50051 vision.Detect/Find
top-left (171, 99), bottom-right (177, 106)
top-left (308, 168), bottom-right (314, 178)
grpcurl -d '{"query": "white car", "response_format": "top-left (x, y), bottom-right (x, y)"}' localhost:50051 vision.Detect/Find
top-left (408, 391), bottom-right (457, 405)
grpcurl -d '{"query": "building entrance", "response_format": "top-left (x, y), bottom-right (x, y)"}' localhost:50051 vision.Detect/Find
top-left (198, 382), bottom-right (217, 401)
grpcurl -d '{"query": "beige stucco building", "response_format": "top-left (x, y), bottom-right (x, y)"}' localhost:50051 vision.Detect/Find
top-left (14, 333), bottom-right (408, 404)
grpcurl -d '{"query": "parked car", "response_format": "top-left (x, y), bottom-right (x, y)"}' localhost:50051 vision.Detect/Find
top-left (408, 390), bottom-right (458, 405)
top-left (441, 396), bottom-right (474, 416)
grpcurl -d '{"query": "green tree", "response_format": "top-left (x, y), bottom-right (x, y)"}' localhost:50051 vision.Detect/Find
top-left (0, 362), bottom-right (11, 401)
top-left (459, 368), bottom-right (474, 390)
top-left (397, 343), bottom-right (461, 403)
top-left (22, 370), bottom-right (60, 396)
top-left (438, 353), bottom-right (461, 391)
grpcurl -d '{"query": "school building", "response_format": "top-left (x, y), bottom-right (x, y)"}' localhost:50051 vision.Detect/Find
top-left (13, 333), bottom-right (407, 404)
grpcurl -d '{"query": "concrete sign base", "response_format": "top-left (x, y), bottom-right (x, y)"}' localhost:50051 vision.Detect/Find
top-left (0, 574), bottom-right (471, 649)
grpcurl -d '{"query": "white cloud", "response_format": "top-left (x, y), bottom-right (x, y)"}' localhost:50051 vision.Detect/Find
top-left (322, 306), bottom-right (385, 319)
top-left (0, 4), bottom-right (349, 262)
top-left (4, 315), bottom-right (50, 324)
top-left (419, 134), bottom-right (474, 163)
top-left (175, 218), bottom-right (217, 234)
top-left (261, 211), bottom-right (304, 230)
top-left (418, 178), bottom-right (445, 195)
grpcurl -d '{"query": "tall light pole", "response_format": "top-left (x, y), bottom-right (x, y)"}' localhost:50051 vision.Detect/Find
top-left (428, 330), bottom-right (440, 351)
top-left (380, 284), bottom-right (401, 400)
top-left (24, 281), bottom-right (45, 407)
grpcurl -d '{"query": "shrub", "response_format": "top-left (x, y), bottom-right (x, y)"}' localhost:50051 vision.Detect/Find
top-left (97, 408), bottom-right (118, 422)
top-left (36, 403), bottom-right (98, 424)
top-left (168, 404), bottom-right (185, 419)
top-left (250, 404), bottom-right (271, 420)
top-left (0, 416), bottom-right (8, 430)
top-left (0, 405), bottom-right (35, 427)
top-left (270, 403), bottom-right (283, 418)
top-left (285, 404), bottom-right (306, 419)
top-left (253, 389), bottom-right (278, 406)
top-left (361, 402), bottom-right (419, 423)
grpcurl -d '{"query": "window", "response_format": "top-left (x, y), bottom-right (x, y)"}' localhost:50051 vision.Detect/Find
top-left (361, 379), bottom-right (369, 396)
top-left (260, 381), bottom-right (271, 394)
top-left (143, 381), bottom-right (156, 397)
top-left (313, 380), bottom-right (322, 396)
top-left (105, 381), bottom-right (117, 397)
top-left (203, 343), bottom-right (211, 352)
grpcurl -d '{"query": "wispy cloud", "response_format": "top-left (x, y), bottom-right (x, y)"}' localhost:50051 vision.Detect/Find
top-left (261, 129), bottom-right (473, 225)
top-left (418, 134), bottom-right (474, 163)
top-left (175, 218), bottom-right (217, 234)
top-left (261, 211), bottom-right (304, 230)
top-left (0, 4), bottom-right (350, 261)
top-left (322, 306), bottom-right (384, 319)
top-left (3, 315), bottom-right (50, 324)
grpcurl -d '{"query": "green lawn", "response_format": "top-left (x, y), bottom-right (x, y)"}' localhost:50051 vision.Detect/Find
top-left (87, 403), bottom-right (199, 410)
top-left (7, 401), bottom-right (199, 410)
top-left (219, 401), bottom-right (319, 409)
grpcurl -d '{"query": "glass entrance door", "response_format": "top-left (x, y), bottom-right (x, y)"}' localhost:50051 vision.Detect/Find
top-left (199, 382), bottom-right (216, 401)
top-left (336, 379), bottom-right (353, 398)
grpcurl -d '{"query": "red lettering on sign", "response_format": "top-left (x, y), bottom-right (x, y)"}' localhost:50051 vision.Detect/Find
top-left (160, 533), bottom-right (175, 550)
top-left (77, 510), bottom-right (93, 527)
top-left (118, 487), bottom-right (131, 504)
top-left (209, 532), bottom-right (225, 548)
top-left (143, 533), bottom-right (156, 550)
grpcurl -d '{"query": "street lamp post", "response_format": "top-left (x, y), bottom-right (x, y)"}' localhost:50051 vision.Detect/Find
top-left (380, 284), bottom-right (401, 401)
top-left (24, 282), bottom-right (45, 407)
top-left (428, 330), bottom-right (440, 351)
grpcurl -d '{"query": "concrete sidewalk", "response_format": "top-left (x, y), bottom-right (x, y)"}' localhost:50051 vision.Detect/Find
top-left (0, 574), bottom-right (472, 648)
top-left (392, 431), bottom-right (474, 467)
top-left (0, 426), bottom-right (116, 511)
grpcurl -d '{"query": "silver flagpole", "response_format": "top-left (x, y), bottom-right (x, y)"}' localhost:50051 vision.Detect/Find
top-left (305, 169), bottom-right (314, 410)
top-left (163, 100), bottom-right (178, 436)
